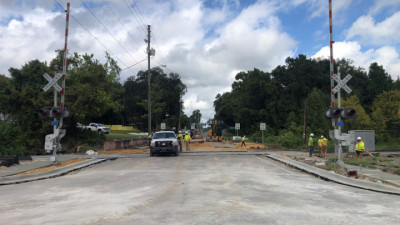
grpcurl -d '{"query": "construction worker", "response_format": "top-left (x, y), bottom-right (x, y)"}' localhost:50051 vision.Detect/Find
top-left (184, 131), bottom-right (191, 151)
top-left (355, 136), bottom-right (365, 159)
top-left (148, 132), bottom-right (153, 147)
top-left (308, 133), bottom-right (314, 157)
top-left (241, 135), bottom-right (246, 147)
top-left (177, 131), bottom-right (183, 152)
top-left (318, 135), bottom-right (328, 158)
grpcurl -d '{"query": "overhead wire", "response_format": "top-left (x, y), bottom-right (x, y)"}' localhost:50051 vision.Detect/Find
top-left (54, 0), bottom-right (130, 70)
top-left (105, 4), bottom-right (145, 52)
top-left (128, 0), bottom-right (178, 75)
top-left (80, 0), bottom-right (141, 64)
top-left (124, 0), bottom-right (148, 34)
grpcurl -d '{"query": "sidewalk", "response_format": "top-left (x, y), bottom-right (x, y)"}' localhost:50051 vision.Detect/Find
top-left (267, 151), bottom-right (400, 195)
top-left (0, 156), bottom-right (107, 185)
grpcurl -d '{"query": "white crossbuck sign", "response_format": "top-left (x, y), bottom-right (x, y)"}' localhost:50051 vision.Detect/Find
top-left (332, 73), bottom-right (352, 94)
top-left (43, 73), bottom-right (62, 92)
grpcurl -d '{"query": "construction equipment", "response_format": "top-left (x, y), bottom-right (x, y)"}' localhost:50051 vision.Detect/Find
top-left (207, 120), bottom-right (223, 142)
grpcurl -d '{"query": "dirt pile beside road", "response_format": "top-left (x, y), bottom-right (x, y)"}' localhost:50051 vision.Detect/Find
top-left (13, 158), bottom-right (86, 176)
top-left (98, 149), bottom-right (149, 154)
top-left (236, 142), bottom-right (266, 151)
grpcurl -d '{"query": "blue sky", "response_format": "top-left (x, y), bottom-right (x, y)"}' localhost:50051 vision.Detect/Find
top-left (0, 0), bottom-right (400, 121)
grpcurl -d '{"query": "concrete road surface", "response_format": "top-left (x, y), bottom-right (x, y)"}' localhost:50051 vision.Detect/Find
top-left (0, 154), bottom-right (399, 225)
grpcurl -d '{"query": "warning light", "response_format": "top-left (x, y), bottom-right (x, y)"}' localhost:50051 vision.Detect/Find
top-left (325, 108), bottom-right (341, 119)
top-left (38, 107), bottom-right (51, 119)
top-left (341, 108), bottom-right (356, 120)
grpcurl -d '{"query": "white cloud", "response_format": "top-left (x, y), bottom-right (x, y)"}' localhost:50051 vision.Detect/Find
top-left (0, 0), bottom-right (296, 121)
top-left (346, 12), bottom-right (400, 45)
top-left (312, 41), bottom-right (400, 79)
top-left (369, 0), bottom-right (400, 15)
top-left (284, 0), bottom-right (351, 19)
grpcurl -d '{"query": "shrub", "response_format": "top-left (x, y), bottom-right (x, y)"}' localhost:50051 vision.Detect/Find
top-left (0, 122), bottom-right (26, 156)
top-left (276, 130), bottom-right (303, 149)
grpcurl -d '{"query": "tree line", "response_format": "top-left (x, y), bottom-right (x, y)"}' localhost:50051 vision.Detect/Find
top-left (213, 55), bottom-right (400, 147)
top-left (0, 52), bottom-right (195, 155)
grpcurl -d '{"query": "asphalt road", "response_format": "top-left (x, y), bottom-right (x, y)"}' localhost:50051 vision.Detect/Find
top-left (0, 154), bottom-right (399, 225)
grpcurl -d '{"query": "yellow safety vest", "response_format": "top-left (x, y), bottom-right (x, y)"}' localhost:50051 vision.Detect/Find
top-left (242, 137), bottom-right (246, 142)
top-left (355, 141), bottom-right (365, 151)
top-left (318, 138), bottom-right (328, 147)
top-left (185, 134), bottom-right (191, 142)
top-left (308, 137), bottom-right (314, 146)
top-left (177, 134), bottom-right (183, 141)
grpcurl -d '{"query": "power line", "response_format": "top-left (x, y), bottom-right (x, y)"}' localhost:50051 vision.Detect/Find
top-left (105, 4), bottom-right (145, 52)
top-left (54, 0), bottom-right (131, 70)
top-left (127, 0), bottom-right (174, 75)
top-left (124, 0), bottom-right (147, 34)
top-left (80, 0), bottom-right (140, 63)
top-left (121, 58), bottom-right (147, 71)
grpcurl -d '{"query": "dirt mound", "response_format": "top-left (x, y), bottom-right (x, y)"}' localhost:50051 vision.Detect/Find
top-left (236, 142), bottom-right (266, 151)
top-left (98, 149), bottom-right (149, 154)
top-left (190, 142), bottom-right (213, 149)
top-left (13, 158), bottom-right (86, 176)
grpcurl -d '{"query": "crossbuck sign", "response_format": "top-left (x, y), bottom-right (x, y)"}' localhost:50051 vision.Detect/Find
top-left (43, 73), bottom-right (62, 92)
top-left (332, 73), bottom-right (352, 94)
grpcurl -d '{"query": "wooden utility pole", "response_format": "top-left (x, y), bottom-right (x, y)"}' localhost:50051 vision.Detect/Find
top-left (147, 25), bottom-right (151, 135)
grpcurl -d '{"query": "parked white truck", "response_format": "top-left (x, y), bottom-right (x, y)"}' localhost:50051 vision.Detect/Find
top-left (87, 123), bottom-right (110, 134)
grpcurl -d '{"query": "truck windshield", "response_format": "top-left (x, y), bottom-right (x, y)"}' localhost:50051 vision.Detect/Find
top-left (152, 133), bottom-right (176, 139)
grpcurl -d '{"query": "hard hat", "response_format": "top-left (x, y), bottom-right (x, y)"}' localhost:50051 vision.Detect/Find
top-left (321, 135), bottom-right (324, 138)
top-left (179, 131), bottom-right (181, 133)
top-left (357, 137), bottom-right (362, 140)
top-left (310, 133), bottom-right (314, 137)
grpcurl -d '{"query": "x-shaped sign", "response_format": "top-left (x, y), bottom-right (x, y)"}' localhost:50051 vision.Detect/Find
top-left (332, 73), bottom-right (352, 94)
top-left (43, 73), bottom-right (62, 92)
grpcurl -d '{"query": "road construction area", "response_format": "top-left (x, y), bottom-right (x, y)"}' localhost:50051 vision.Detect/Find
top-left (98, 140), bottom-right (265, 154)
top-left (0, 153), bottom-right (399, 225)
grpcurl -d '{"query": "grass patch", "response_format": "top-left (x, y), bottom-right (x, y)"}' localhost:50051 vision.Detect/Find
top-left (376, 142), bottom-right (400, 151)
top-left (325, 159), bottom-right (340, 170)
top-left (343, 155), bottom-right (400, 176)
top-left (106, 131), bottom-right (148, 140)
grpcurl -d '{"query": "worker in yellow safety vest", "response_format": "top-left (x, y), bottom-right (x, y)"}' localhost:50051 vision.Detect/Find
top-left (184, 131), bottom-right (191, 151)
top-left (355, 136), bottom-right (365, 159)
top-left (318, 135), bottom-right (328, 158)
top-left (177, 131), bottom-right (183, 152)
top-left (148, 132), bottom-right (153, 147)
top-left (308, 133), bottom-right (314, 157)
top-left (241, 135), bottom-right (246, 147)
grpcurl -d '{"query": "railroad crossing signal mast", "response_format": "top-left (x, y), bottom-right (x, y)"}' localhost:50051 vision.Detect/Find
top-left (38, 2), bottom-right (70, 163)
top-left (327, 0), bottom-right (356, 164)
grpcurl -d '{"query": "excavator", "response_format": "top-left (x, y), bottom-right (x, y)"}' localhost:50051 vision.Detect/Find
top-left (206, 120), bottom-right (223, 142)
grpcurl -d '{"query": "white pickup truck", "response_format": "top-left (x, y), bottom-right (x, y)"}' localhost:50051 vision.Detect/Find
top-left (87, 123), bottom-right (110, 134)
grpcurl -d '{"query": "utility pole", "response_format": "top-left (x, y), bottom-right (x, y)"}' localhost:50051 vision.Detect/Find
top-left (303, 101), bottom-right (307, 145)
top-left (147, 25), bottom-right (151, 135)
top-left (178, 95), bottom-right (182, 131)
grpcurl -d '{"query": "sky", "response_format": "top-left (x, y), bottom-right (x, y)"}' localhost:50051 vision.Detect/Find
top-left (1, 0), bottom-right (400, 122)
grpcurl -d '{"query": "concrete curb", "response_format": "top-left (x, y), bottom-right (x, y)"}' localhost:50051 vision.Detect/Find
top-left (266, 154), bottom-right (400, 196)
top-left (0, 158), bottom-right (108, 185)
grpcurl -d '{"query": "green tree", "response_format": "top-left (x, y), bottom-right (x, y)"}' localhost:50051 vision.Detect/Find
top-left (340, 95), bottom-right (371, 132)
top-left (189, 109), bottom-right (202, 124)
top-left (123, 67), bottom-right (187, 131)
top-left (371, 90), bottom-right (400, 141)
top-left (305, 88), bottom-right (330, 137)
top-left (364, 62), bottom-right (393, 112)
